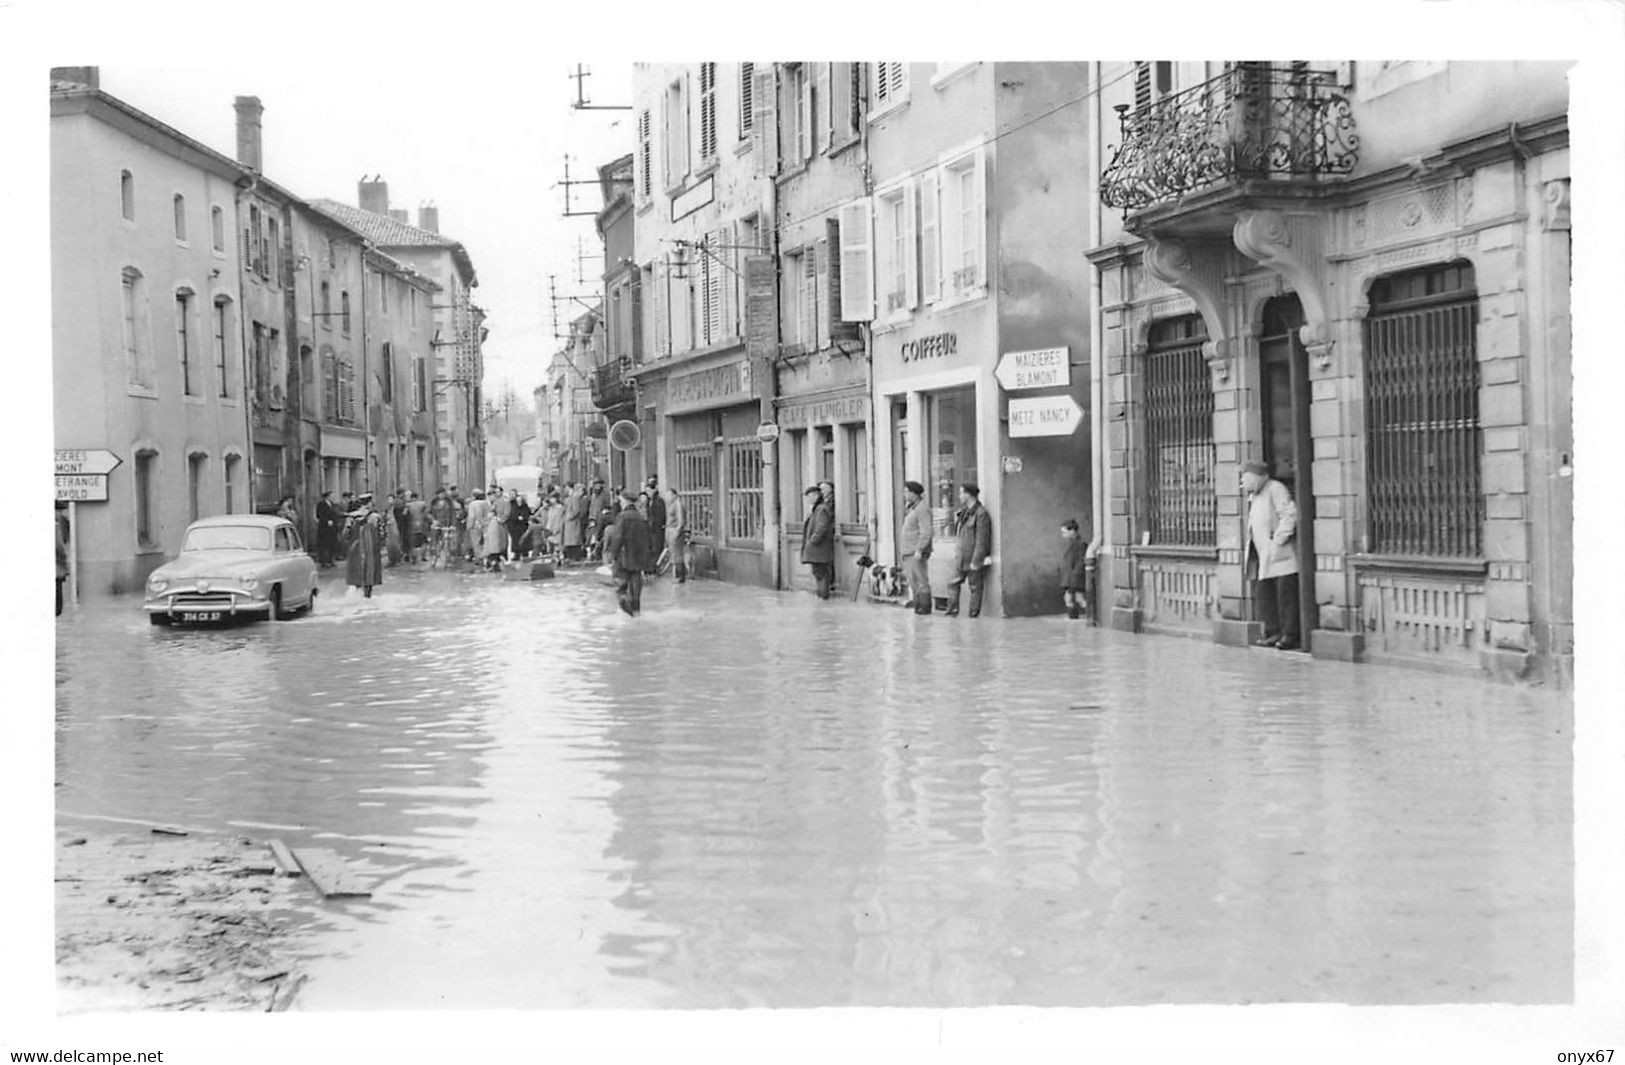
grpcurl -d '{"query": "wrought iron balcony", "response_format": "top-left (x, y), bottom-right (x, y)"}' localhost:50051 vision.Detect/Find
top-left (589, 357), bottom-right (636, 410)
top-left (1100, 65), bottom-right (1359, 215)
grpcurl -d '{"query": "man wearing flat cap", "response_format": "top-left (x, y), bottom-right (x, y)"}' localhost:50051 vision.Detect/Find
top-left (946, 483), bottom-right (992, 617)
top-left (604, 487), bottom-right (653, 615)
top-left (1241, 461), bottom-right (1301, 650)
top-left (899, 480), bottom-right (933, 615)
top-left (800, 485), bottom-right (835, 599)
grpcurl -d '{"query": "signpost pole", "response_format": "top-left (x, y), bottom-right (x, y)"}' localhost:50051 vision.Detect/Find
top-left (68, 500), bottom-right (79, 610)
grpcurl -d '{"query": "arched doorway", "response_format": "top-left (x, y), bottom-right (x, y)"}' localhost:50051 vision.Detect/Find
top-left (1256, 295), bottom-right (1317, 649)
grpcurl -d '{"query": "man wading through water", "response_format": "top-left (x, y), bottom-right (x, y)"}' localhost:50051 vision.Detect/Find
top-left (605, 488), bottom-right (653, 616)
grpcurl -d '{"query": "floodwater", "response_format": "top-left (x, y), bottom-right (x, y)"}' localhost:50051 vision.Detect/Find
top-left (53, 565), bottom-right (1573, 1007)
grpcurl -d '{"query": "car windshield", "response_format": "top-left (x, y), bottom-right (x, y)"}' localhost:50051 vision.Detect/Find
top-left (181, 526), bottom-right (273, 552)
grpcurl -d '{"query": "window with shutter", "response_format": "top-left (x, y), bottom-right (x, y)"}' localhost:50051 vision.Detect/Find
top-left (663, 79), bottom-right (687, 188)
top-left (637, 110), bottom-right (653, 199)
top-left (938, 145), bottom-right (987, 301)
top-left (799, 68), bottom-right (814, 161)
top-left (837, 199), bottom-right (873, 323)
top-left (779, 65), bottom-right (803, 173)
top-left (872, 62), bottom-right (908, 115)
top-left (800, 249), bottom-right (817, 347)
top-left (824, 216), bottom-right (855, 342)
top-left (919, 170), bottom-right (940, 303)
top-left (752, 66), bottom-right (777, 176)
top-left (814, 240), bottom-right (830, 351)
top-left (739, 62), bottom-right (755, 139)
top-left (699, 62), bottom-right (718, 162)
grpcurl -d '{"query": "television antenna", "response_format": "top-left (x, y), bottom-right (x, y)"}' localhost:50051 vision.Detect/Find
top-left (569, 64), bottom-right (632, 111)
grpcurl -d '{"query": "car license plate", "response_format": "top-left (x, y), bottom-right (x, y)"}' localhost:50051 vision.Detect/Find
top-left (179, 610), bottom-right (223, 623)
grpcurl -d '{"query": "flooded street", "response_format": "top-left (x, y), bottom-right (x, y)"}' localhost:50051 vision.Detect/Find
top-left (54, 566), bottom-right (1573, 1008)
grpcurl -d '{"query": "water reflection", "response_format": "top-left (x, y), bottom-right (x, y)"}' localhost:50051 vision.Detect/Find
top-left (55, 569), bottom-right (1572, 1007)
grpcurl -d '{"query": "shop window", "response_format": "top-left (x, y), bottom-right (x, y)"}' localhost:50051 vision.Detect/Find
top-left (725, 436), bottom-right (763, 543)
top-left (134, 449), bottom-right (159, 549)
top-left (1363, 260), bottom-right (1481, 558)
top-left (844, 422), bottom-right (868, 523)
top-left (675, 442), bottom-right (714, 539)
top-left (784, 428), bottom-right (808, 521)
top-left (925, 385), bottom-right (977, 535)
top-left (1143, 314), bottom-right (1216, 546)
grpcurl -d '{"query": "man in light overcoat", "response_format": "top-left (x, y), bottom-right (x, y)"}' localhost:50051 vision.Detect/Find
top-left (1241, 460), bottom-right (1301, 650)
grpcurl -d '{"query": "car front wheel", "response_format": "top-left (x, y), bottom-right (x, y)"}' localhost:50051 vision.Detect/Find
top-left (268, 586), bottom-right (284, 621)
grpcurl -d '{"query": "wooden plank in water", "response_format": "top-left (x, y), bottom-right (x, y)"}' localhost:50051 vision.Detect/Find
top-left (289, 847), bottom-right (372, 899)
top-left (266, 839), bottom-right (303, 877)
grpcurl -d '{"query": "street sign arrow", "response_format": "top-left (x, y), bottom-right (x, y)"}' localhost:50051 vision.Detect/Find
top-left (995, 346), bottom-right (1070, 391)
top-left (1007, 394), bottom-right (1084, 438)
top-left (55, 448), bottom-right (123, 476)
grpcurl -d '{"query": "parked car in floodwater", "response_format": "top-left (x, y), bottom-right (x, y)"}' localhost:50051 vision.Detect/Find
top-left (143, 514), bottom-right (319, 626)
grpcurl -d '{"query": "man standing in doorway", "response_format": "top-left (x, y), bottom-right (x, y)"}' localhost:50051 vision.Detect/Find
top-left (315, 489), bottom-right (339, 568)
top-left (801, 485), bottom-right (835, 600)
top-left (644, 476), bottom-right (666, 576)
top-left (1241, 460), bottom-right (1301, 650)
top-left (946, 483), bottom-right (992, 618)
top-left (899, 480), bottom-right (933, 615)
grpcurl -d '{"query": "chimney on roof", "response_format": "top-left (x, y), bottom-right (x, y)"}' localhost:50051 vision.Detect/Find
top-left (359, 176), bottom-right (389, 215)
top-left (234, 96), bottom-right (264, 171)
top-left (418, 203), bottom-right (439, 234)
top-left (51, 66), bottom-right (99, 89)
top-left (388, 209), bottom-right (409, 223)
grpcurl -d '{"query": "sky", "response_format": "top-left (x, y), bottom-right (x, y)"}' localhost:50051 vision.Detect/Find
top-left (92, 60), bottom-right (633, 405)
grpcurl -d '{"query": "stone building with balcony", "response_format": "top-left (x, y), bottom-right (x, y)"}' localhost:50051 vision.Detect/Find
top-left (1086, 60), bottom-right (1571, 682)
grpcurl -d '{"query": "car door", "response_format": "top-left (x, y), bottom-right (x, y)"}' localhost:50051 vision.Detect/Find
top-left (284, 524), bottom-right (317, 604)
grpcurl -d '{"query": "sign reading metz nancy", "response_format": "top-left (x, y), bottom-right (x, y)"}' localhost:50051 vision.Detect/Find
top-left (995, 346), bottom-right (1070, 391)
top-left (55, 448), bottom-right (122, 502)
top-left (1007, 395), bottom-right (1083, 438)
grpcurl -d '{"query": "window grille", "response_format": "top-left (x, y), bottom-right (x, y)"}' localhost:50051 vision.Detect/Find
top-left (1143, 314), bottom-right (1216, 545)
top-left (725, 437), bottom-right (763, 542)
top-left (175, 291), bottom-right (194, 395)
top-left (1363, 261), bottom-right (1481, 558)
top-left (675, 442), bottom-right (714, 539)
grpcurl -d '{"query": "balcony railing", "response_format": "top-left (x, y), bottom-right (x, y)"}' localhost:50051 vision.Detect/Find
top-left (1100, 65), bottom-right (1359, 214)
top-left (589, 357), bottom-right (636, 410)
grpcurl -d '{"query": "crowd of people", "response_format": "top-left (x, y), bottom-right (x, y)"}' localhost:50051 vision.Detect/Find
top-left (291, 476), bottom-right (692, 602)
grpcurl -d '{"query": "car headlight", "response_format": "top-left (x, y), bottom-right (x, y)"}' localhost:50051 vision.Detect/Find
top-left (147, 576), bottom-right (169, 593)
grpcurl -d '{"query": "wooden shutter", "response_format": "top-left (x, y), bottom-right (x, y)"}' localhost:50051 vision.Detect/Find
top-left (902, 180), bottom-right (919, 310)
top-left (739, 62), bottom-right (755, 138)
top-left (826, 216), bottom-right (857, 341)
top-left (699, 63), bottom-right (717, 161)
top-left (705, 231), bottom-right (722, 344)
top-left (654, 264), bottom-right (669, 357)
top-left (800, 249), bottom-right (817, 347)
top-left (1134, 61), bottom-right (1152, 111)
top-left (721, 223), bottom-right (738, 339)
top-left (814, 239), bottom-right (830, 350)
top-left (838, 199), bottom-right (873, 323)
top-left (752, 66), bottom-right (777, 177)
top-left (797, 68), bottom-right (813, 163)
top-left (629, 274), bottom-right (643, 361)
top-left (829, 62), bottom-right (852, 142)
top-left (920, 169), bottom-right (940, 303)
top-left (814, 62), bottom-right (830, 153)
top-left (970, 146), bottom-right (987, 290)
top-left (637, 110), bottom-right (652, 197)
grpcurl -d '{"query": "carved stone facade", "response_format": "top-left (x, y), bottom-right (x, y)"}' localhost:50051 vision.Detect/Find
top-left (1088, 96), bottom-right (1571, 683)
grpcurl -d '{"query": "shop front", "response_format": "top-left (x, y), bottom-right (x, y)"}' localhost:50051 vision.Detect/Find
top-left (870, 310), bottom-right (1001, 615)
top-left (664, 352), bottom-right (772, 587)
top-left (775, 360), bottom-right (873, 597)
